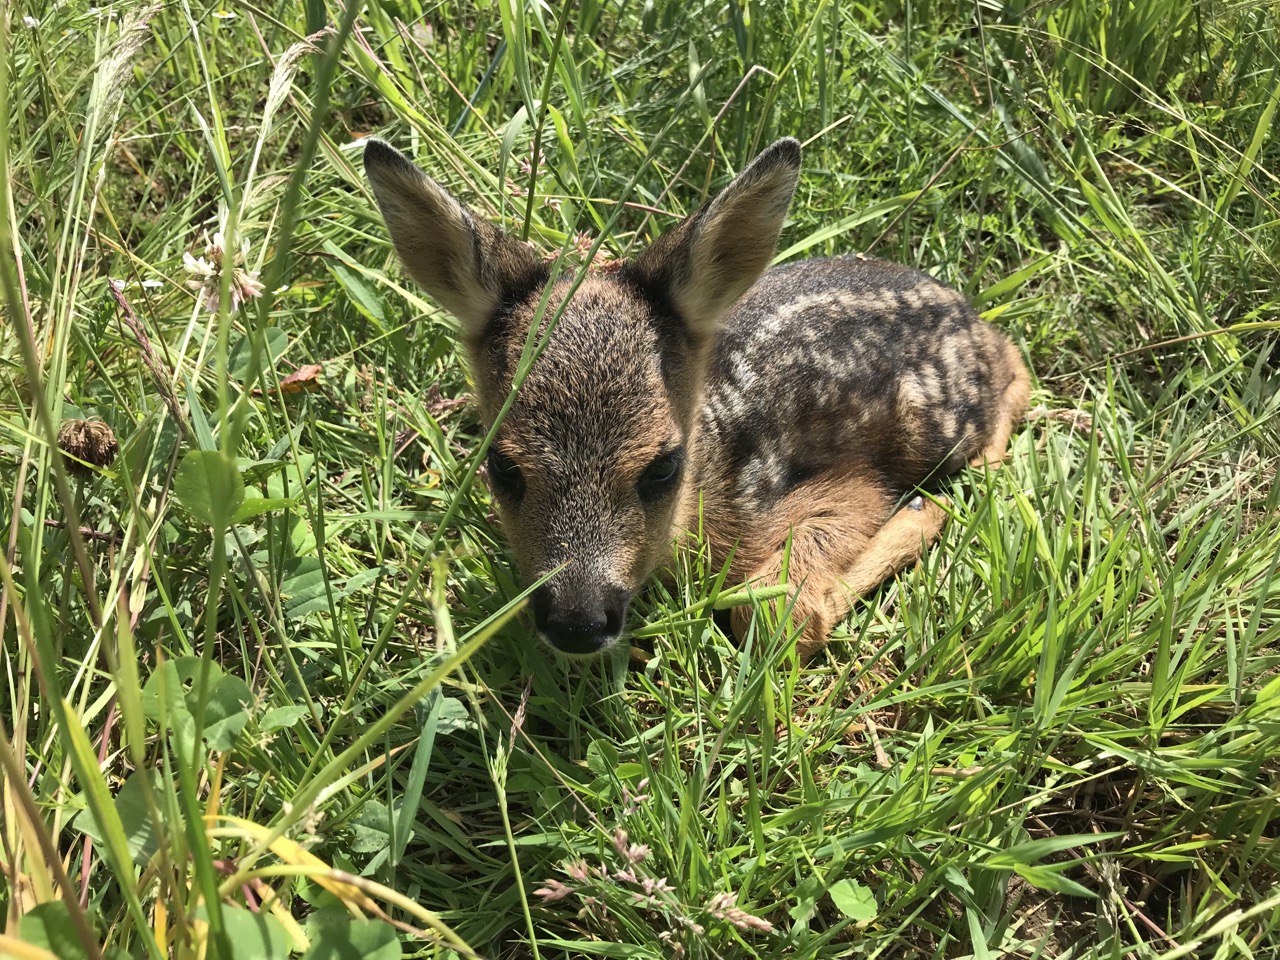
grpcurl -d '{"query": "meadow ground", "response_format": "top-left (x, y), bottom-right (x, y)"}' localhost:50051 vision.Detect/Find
top-left (2, 1), bottom-right (1279, 958)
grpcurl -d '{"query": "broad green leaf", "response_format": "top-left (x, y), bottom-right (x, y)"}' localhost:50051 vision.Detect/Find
top-left (260, 705), bottom-right (310, 732)
top-left (266, 452), bottom-right (316, 499)
top-left (229, 327), bottom-right (289, 380)
top-left (329, 260), bottom-right (386, 327)
top-left (436, 696), bottom-right (474, 735)
top-left (74, 768), bottom-right (163, 866)
top-left (349, 799), bottom-right (393, 854)
top-left (789, 874), bottom-right (825, 927)
top-left (237, 457), bottom-right (286, 482)
top-left (288, 513), bottom-right (318, 555)
top-left (301, 918), bottom-right (400, 960)
top-left (196, 905), bottom-right (292, 960)
top-left (279, 560), bottom-right (390, 617)
top-left (323, 241), bottom-right (386, 327)
top-left (233, 495), bottom-right (296, 524)
top-left (504, 770), bottom-right (552, 794)
top-left (142, 658), bottom-right (252, 752)
top-left (280, 557), bottom-right (331, 617)
top-left (18, 902), bottom-right (88, 959)
top-left (204, 672), bottom-right (254, 750)
top-left (141, 657), bottom-right (222, 718)
top-left (828, 878), bottom-right (877, 922)
top-left (789, 896), bottom-right (818, 926)
top-left (174, 449), bottom-right (244, 529)
top-left (586, 739), bottom-right (618, 777)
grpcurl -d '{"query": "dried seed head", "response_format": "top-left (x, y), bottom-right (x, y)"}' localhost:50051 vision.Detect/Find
top-left (57, 419), bottom-right (118, 475)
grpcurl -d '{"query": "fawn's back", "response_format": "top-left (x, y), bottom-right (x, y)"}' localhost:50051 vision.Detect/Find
top-left (700, 254), bottom-right (1020, 512)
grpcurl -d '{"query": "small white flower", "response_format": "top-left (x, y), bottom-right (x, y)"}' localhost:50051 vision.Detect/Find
top-left (212, 9), bottom-right (237, 19)
top-left (183, 251), bottom-right (214, 278)
top-left (183, 229), bottom-right (265, 314)
top-left (141, 278), bottom-right (164, 289)
top-left (23, 15), bottom-right (41, 28)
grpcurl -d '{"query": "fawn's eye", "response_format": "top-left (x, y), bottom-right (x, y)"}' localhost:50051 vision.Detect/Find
top-left (638, 447), bottom-right (684, 503)
top-left (486, 448), bottom-right (525, 500)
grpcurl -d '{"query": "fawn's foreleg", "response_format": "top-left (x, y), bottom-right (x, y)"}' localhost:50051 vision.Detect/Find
top-left (726, 471), bottom-right (944, 659)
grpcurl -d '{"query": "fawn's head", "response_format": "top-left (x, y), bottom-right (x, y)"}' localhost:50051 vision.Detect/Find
top-left (365, 138), bottom-right (799, 655)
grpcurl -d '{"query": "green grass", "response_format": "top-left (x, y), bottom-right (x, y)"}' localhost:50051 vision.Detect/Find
top-left (2, 1), bottom-right (1279, 958)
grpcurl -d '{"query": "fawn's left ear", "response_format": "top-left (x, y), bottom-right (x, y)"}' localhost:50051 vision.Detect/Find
top-left (363, 139), bottom-right (542, 343)
top-left (629, 138), bottom-right (800, 339)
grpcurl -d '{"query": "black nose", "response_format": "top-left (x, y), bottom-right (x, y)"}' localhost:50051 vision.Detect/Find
top-left (532, 584), bottom-right (628, 655)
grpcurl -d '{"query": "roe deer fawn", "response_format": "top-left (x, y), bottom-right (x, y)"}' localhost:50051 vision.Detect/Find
top-left (365, 137), bottom-right (1029, 659)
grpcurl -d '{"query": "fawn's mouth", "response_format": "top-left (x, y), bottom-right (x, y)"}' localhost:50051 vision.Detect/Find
top-left (538, 628), bottom-right (624, 658)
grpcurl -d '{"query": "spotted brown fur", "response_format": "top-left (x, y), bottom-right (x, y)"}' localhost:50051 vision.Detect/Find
top-left (365, 137), bottom-right (1030, 658)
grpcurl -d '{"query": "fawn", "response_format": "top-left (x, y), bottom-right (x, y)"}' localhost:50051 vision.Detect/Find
top-left (364, 137), bottom-right (1029, 659)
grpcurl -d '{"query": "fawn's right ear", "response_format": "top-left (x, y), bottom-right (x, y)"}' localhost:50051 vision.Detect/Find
top-left (363, 139), bottom-right (542, 341)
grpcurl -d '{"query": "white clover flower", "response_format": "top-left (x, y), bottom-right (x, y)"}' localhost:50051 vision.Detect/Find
top-left (23, 16), bottom-right (41, 28)
top-left (183, 230), bottom-right (265, 313)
